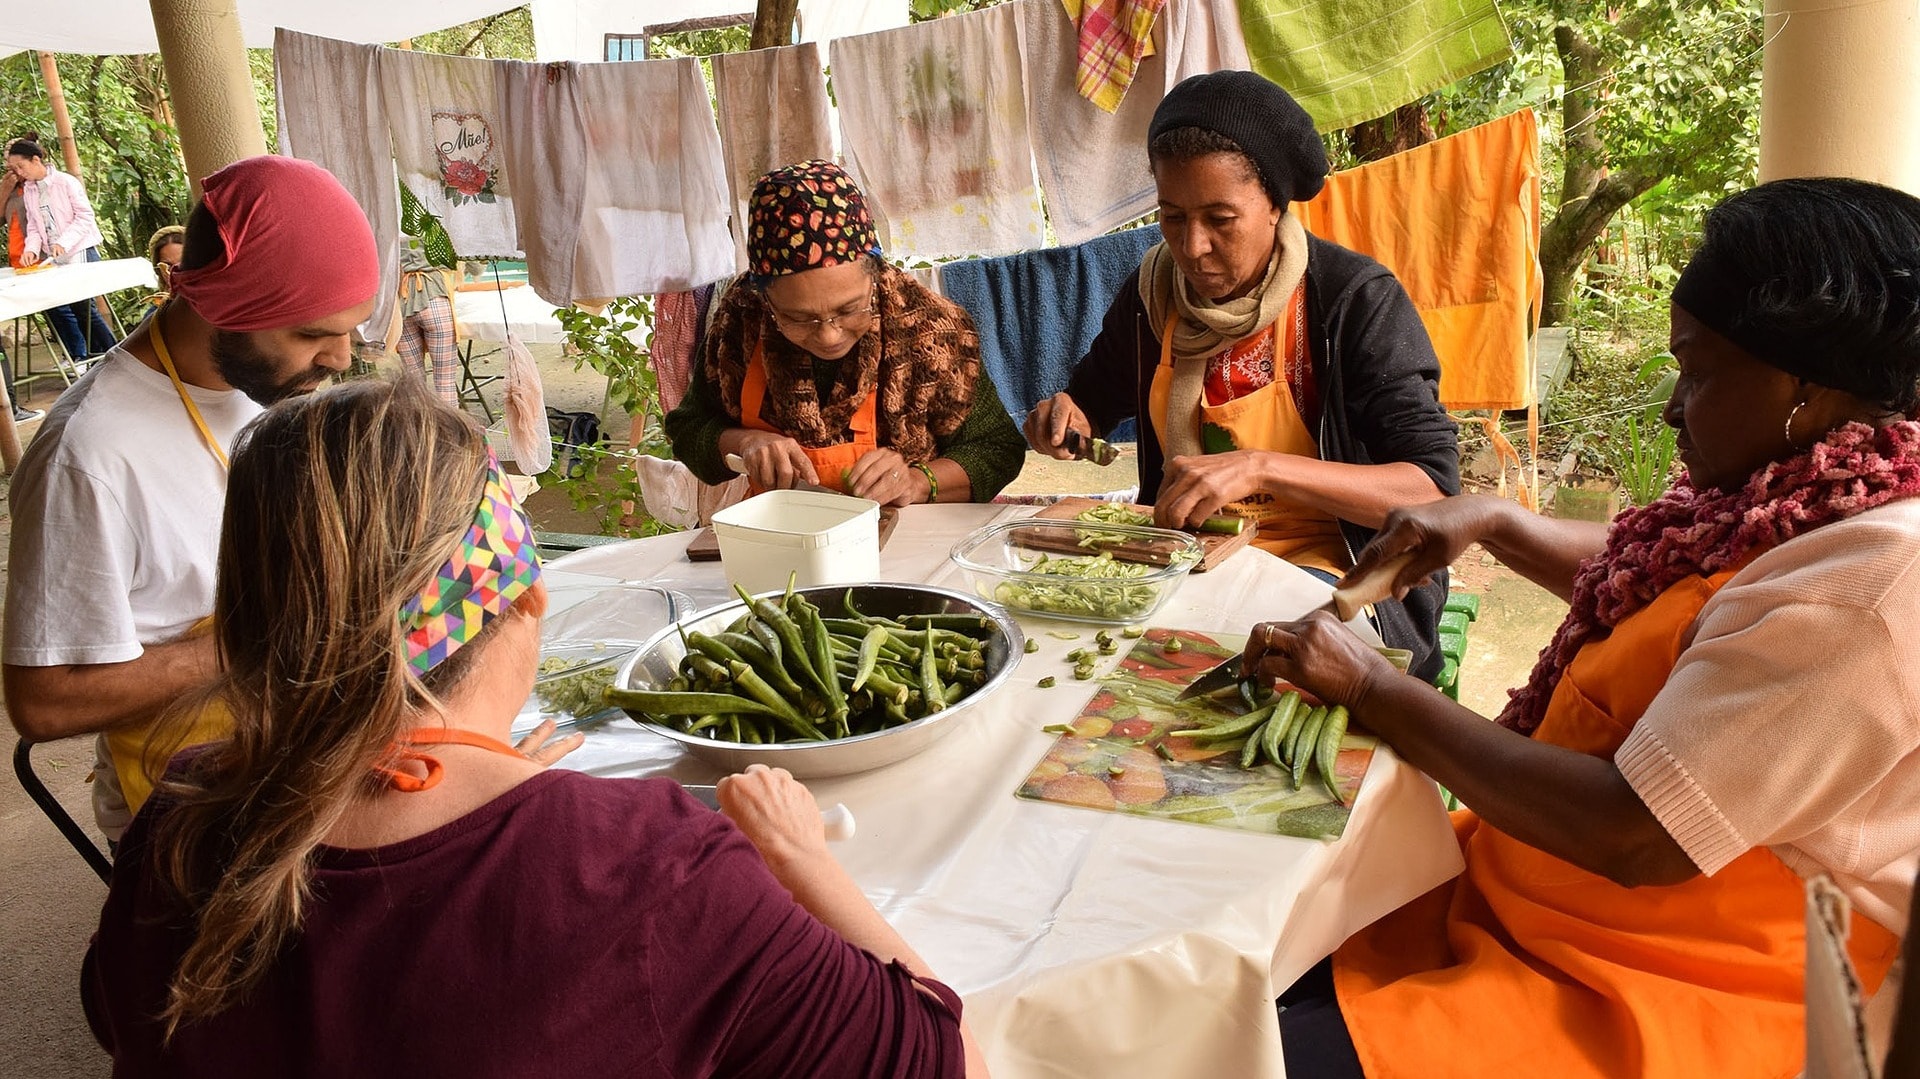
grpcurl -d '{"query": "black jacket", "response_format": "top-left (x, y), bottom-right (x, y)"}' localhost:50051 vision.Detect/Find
top-left (1064, 235), bottom-right (1461, 680)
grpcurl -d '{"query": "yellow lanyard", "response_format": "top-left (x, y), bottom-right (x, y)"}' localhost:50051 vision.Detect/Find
top-left (150, 318), bottom-right (230, 471)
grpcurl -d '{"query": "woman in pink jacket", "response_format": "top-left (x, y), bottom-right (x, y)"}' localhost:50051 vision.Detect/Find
top-left (6, 139), bottom-right (117, 362)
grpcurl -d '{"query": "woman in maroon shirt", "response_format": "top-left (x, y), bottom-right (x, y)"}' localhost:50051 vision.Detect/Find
top-left (83, 377), bottom-right (987, 1078)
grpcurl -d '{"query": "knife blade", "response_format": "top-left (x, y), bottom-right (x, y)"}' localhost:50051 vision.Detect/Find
top-left (1173, 552), bottom-right (1422, 701)
top-left (682, 784), bottom-right (857, 842)
top-left (1175, 654), bottom-right (1243, 700)
top-left (1061, 429), bottom-right (1119, 466)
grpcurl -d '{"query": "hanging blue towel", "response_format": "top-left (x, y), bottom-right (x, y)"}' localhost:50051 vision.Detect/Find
top-left (940, 225), bottom-right (1159, 442)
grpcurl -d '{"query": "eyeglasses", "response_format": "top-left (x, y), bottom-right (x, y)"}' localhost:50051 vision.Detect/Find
top-left (768, 289), bottom-right (877, 336)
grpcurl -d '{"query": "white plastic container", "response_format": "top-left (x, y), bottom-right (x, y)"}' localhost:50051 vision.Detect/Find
top-left (709, 489), bottom-right (881, 595)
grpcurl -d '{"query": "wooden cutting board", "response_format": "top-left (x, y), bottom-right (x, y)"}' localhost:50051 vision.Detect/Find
top-left (685, 506), bottom-right (901, 562)
top-left (1009, 497), bottom-right (1255, 573)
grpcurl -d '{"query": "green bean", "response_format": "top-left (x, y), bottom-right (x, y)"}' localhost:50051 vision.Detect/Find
top-left (798, 600), bottom-right (848, 734)
top-left (1262, 692), bottom-right (1303, 767)
top-left (918, 627), bottom-right (946, 713)
top-left (686, 631), bottom-right (747, 668)
top-left (851, 625), bottom-right (889, 692)
top-left (1315, 706), bottom-right (1350, 805)
top-left (1280, 699), bottom-right (1318, 773)
top-left (737, 587), bottom-right (831, 702)
top-left (725, 661), bottom-right (825, 740)
top-left (604, 687), bottom-right (785, 718)
top-left (1239, 720), bottom-right (1266, 768)
top-left (1291, 707), bottom-right (1328, 789)
top-left (712, 632), bottom-right (807, 703)
top-left (1166, 698), bottom-right (1281, 740)
top-left (684, 714), bottom-right (724, 735)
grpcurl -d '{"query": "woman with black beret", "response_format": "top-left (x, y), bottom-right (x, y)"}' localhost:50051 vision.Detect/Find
top-left (1026, 71), bottom-right (1459, 679)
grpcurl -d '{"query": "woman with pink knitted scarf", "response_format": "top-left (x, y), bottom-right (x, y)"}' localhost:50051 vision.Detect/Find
top-left (1246, 178), bottom-right (1920, 1079)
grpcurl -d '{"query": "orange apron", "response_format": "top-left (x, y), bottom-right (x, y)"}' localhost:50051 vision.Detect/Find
top-left (739, 340), bottom-right (877, 495)
top-left (1331, 569), bottom-right (1901, 1079)
top-left (1147, 305), bottom-right (1350, 575)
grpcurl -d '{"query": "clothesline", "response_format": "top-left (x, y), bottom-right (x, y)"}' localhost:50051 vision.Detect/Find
top-left (278, 0), bottom-right (1513, 292)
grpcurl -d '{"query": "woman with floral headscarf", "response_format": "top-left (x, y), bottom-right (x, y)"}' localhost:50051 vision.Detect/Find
top-left (667, 161), bottom-right (1025, 505)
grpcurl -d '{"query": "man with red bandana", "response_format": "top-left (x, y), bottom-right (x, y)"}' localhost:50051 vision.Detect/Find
top-left (3, 156), bottom-right (379, 840)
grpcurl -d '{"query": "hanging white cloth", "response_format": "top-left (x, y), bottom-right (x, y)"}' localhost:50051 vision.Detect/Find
top-left (1157, 0), bottom-right (1251, 88)
top-left (831, 3), bottom-right (1045, 260)
top-left (1019, 0), bottom-right (1161, 246)
top-left (712, 43), bottom-right (836, 268)
top-left (380, 48), bottom-right (524, 260)
top-left (495, 58), bottom-right (590, 305)
top-left (274, 28), bottom-right (404, 348)
top-left (564, 58), bottom-right (735, 298)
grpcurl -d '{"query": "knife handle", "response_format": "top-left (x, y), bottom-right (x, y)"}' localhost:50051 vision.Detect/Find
top-left (1331, 551), bottom-right (1418, 622)
top-left (821, 803), bottom-right (857, 842)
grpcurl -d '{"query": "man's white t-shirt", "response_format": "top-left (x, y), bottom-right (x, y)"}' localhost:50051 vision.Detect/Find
top-left (5, 346), bottom-right (262, 835)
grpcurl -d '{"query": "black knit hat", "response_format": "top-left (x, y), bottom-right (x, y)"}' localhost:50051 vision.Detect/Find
top-left (1148, 71), bottom-right (1328, 208)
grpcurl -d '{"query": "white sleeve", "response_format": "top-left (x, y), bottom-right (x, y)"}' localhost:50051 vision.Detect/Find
top-left (1616, 597), bottom-right (1920, 876)
top-left (3, 460), bottom-right (145, 667)
top-left (53, 175), bottom-right (96, 254)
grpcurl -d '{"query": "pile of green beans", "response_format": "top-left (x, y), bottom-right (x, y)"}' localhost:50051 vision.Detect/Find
top-left (1074, 504), bottom-right (1155, 548)
top-left (605, 586), bottom-right (995, 744)
top-left (1166, 689), bottom-right (1350, 803)
top-left (993, 551), bottom-right (1166, 619)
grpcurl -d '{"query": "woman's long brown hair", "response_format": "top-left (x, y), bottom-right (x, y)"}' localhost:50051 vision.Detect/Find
top-left (143, 377), bottom-right (495, 1036)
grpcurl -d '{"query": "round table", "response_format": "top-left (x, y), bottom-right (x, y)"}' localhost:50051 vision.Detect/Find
top-left (546, 503), bottom-right (1463, 1077)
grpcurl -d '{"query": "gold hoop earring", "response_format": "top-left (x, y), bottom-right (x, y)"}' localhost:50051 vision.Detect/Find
top-left (1783, 401), bottom-right (1807, 449)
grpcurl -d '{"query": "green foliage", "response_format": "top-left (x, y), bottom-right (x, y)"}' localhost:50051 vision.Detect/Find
top-left (1, 52), bottom-right (191, 268)
top-left (1604, 349), bottom-right (1681, 507)
top-left (403, 6), bottom-right (537, 58)
top-left (547, 296), bottom-right (679, 537)
top-left (909, 0), bottom-right (1001, 19)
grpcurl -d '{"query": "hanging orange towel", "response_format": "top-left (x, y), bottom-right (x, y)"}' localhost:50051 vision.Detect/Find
top-left (1296, 110), bottom-right (1541, 411)
top-left (1058, 0), bottom-right (1166, 112)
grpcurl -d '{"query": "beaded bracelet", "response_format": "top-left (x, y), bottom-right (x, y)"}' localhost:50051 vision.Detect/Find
top-left (909, 461), bottom-right (938, 503)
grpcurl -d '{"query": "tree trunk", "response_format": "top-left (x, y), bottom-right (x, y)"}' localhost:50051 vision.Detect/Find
top-left (1345, 101), bottom-right (1436, 164)
top-left (750, 0), bottom-right (801, 49)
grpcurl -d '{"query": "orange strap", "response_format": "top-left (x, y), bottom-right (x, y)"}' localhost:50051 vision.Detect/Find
top-left (738, 340), bottom-right (879, 494)
top-left (374, 728), bottom-right (525, 793)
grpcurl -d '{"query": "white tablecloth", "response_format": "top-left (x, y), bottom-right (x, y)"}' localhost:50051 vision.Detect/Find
top-left (0, 258), bottom-right (157, 321)
top-left (548, 503), bottom-right (1463, 1077)
top-left (452, 285), bottom-right (570, 345)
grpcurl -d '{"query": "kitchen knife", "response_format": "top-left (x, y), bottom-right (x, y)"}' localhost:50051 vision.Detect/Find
top-left (682, 784), bottom-right (857, 842)
top-left (1173, 552), bottom-right (1422, 701)
top-left (1061, 429), bottom-right (1119, 466)
top-left (723, 452), bottom-right (842, 496)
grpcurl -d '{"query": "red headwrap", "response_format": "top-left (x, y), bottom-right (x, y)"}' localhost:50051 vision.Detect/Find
top-left (168, 156), bottom-right (379, 332)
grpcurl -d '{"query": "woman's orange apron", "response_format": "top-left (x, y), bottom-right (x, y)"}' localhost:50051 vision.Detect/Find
top-left (739, 340), bottom-right (877, 495)
top-left (1331, 569), bottom-right (1901, 1078)
top-left (1146, 300), bottom-right (1349, 575)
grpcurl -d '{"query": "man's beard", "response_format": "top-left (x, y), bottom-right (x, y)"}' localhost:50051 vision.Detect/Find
top-left (211, 330), bottom-right (331, 405)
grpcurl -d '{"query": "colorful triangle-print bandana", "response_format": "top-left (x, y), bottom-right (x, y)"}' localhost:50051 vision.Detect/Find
top-left (400, 451), bottom-right (542, 676)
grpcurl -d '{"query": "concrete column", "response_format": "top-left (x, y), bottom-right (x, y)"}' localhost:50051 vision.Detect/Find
top-left (1760, 0), bottom-right (1920, 192)
top-left (148, 0), bottom-right (267, 198)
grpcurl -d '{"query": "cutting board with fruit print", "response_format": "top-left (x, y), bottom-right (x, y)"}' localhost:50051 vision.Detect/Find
top-left (1015, 628), bottom-right (1378, 839)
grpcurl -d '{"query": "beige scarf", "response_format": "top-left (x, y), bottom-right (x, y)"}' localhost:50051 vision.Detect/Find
top-left (1139, 214), bottom-right (1308, 458)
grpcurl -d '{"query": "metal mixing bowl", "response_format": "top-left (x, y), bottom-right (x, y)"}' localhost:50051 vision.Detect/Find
top-left (613, 584), bottom-right (1026, 779)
